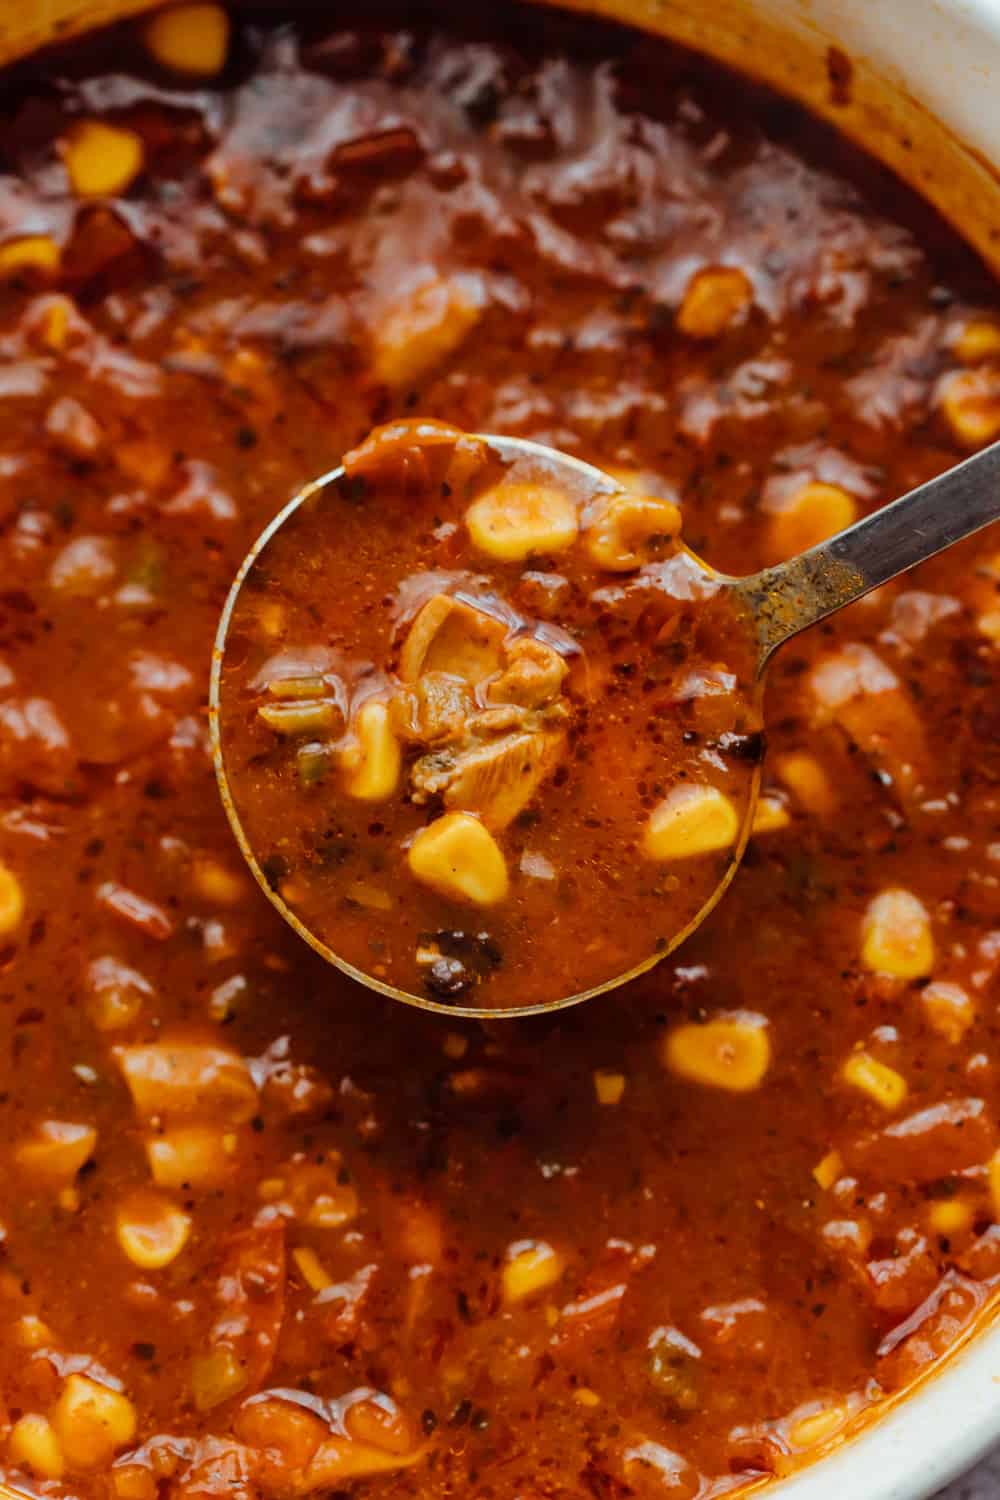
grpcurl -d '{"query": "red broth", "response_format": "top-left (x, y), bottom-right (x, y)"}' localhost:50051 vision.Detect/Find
top-left (0, 4), bottom-right (999, 1497)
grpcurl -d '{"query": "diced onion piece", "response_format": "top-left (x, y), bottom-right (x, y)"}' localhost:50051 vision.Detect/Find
top-left (939, 366), bottom-right (1000, 447)
top-left (676, 266), bottom-right (752, 339)
top-left (146, 1125), bottom-right (235, 1188)
top-left (408, 812), bottom-right (509, 906)
top-left (769, 482), bottom-right (857, 559)
top-left (62, 122), bottom-right (144, 199)
top-left (85, 956), bottom-right (150, 1031)
top-left (191, 1345), bottom-right (247, 1411)
top-left (841, 1051), bottom-right (907, 1111)
top-left (928, 1197), bottom-right (974, 1236)
top-left (584, 492), bottom-right (681, 572)
top-left (643, 784), bottom-right (739, 861)
top-left (662, 1013), bottom-right (771, 1093)
top-left (466, 482), bottom-right (578, 562)
top-left (115, 1190), bottom-right (191, 1269)
top-left (14, 1120), bottom-right (97, 1182)
top-left (292, 1245), bottom-right (332, 1292)
top-left (593, 1070), bottom-right (626, 1106)
top-left (51, 1374), bottom-right (136, 1470)
top-left (920, 981), bottom-right (974, 1043)
top-left (144, 3), bottom-right (230, 75)
top-left (751, 793), bottom-right (790, 836)
top-left (861, 889), bottom-right (934, 979)
top-left (0, 236), bottom-right (60, 278)
top-left (0, 861), bottom-right (24, 936)
top-left (786, 1400), bottom-right (850, 1452)
top-left (9, 1414), bottom-right (65, 1479)
top-left (341, 700), bottom-right (401, 802)
top-left (955, 319), bottom-right (1000, 363)
top-left (502, 1239), bottom-right (564, 1303)
top-left (774, 752), bottom-right (835, 816)
top-left (812, 1150), bottom-right (842, 1191)
top-left (372, 277), bottom-right (480, 389)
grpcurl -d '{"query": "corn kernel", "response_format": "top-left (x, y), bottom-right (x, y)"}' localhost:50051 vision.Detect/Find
top-left (593, 1070), bottom-right (626, 1106)
top-left (584, 492), bottom-right (681, 572)
top-left (979, 608), bottom-right (1000, 643)
top-left (51, 1374), bottom-right (136, 1469)
top-left (751, 792), bottom-right (791, 835)
top-left (955, 319), bottom-right (1000, 363)
top-left (574, 1388), bottom-right (601, 1408)
top-left (989, 1150), bottom-right (1000, 1223)
top-left (663, 1013), bottom-right (771, 1093)
top-left (775, 752), bottom-right (835, 816)
top-left (62, 122), bottom-right (144, 199)
top-left (191, 1345), bottom-right (247, 1411)
top-left (115, 1190), bottom-right (191, 1269)
top-left (341, 700), bottom-right (401, 802)
top-left (813, 1150), bottom-right (843, 1191)
top-left (677, 266), bottom-right (752, 339)
top-left (0, 236), bottom-right (60, 279)
top-left (14, 1120), bottom-right (97, 1182)
top-left (0, 861), bottom-right (24, 936)
top-left (408, 812), bottom-right (509, 907)
top-left (15, 1315), bottom-right (54, 1350)
top-left (786, 1400), bottom-right (850, 1451)
top-left (940, 367), bottom-right (1000, 447)
top-left (145, 3), bottom-right (230, 75)
top-left (861, 888), bottom-right (934, 979)
top-left (442, 1032), bottom-right (468, 1060)
top-left (920, 980), bottom-right (974, 1043)
top-left (928, 1197), bottom-right (974, 1236)
top-left (502, 1239), bottom-right (564, 1303)
top-left (643, 784), bottom-right (739, 861)
top-left (372, 277), bottom-right (480, 388)
top-left (190, 856), bottom-right (247, 906)
top-left (146, 1125), bottom-right (234, 1188)
top-left (769, 482), bottom-right (857, 559)
top-left (292, 1246), bottom-right (332, 1293)
top-left (466, 482), bottom-right (578, 563)
top-left (33, 294), bottom-right (76, 350)
top-left (841, 1051), bottom-right (907, 1111)
top-left (9, 1414), bottom-right (65, 1479)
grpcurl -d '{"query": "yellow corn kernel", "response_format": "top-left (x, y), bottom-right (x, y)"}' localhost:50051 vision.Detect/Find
top-left (14, 1121), bottom-right (97, 1182)
top-left (0, 236), bottom-right (60, 278)
top-left (15, 1315), bottom-right (54, 1350)
top-left (574, 1388), bottom-right (601, 1408)
top-left (116, 437), bottom-right (171, 490)
top-left (144, 3), bottom-right (230, 75)
top-left (9, 1414), bottom-right (65, 1480)
top-left (978, 608), bottom-right (1000, 642)
top-left (989, 1150), bottom-right (1000, 1222)
top-left (861, 888), bottom-right (934, 979)
top-left (51, 1375), bottom-right (136, 1470)
top-left (292, 1246), bottom-right (332, 1293)
top-left (769, 483), bottom-right (857, 559)
top-left (442, 1032), bottom-right (468, 1060)
top-left (146, 1125), bottom-right (234, 1188)
top-left (115, 1190), bottom-right (191, 1269)
top-left (920, 980), bottom-right (974, 1043)
top-left (584, 492), bottom-right (681, 572)
top-left (342, 700), bottom-right (401, 802)
top-left (751, 792), bottom-right (790, 836)
top-left (408, 812), bottom-right (509, 907)
top-left (775, 752), bottom-right (835, 816)
top-left (466, 482), bottom-right (579, 562)
top-left (676, 266), bottom-right (752, 339)
top-left (928, 1197), bottom-right (974, 1236)
top-left (593, 1070), bottom-right (626, 1106)
top-left (786, 1400), bottom-right (850, 1451)
top-left (33, 294), bottom-right (75, 350)
top-left (841, 1051), bottom-right (907, 1111)
top-left (813, 1150), bottom-right (843, 1191)
top-left (663, 1013), bottom-right (771, 1093)
top-left (0, 861), bottom-right (24, 936)
top-left (643, 784), bottom-right (739, 861)
top-left (372, 277), bottom-right (480, 388)
top-left (502, 1239), bottom-right (564, 1304)
top-left (940, 367), bottom-right (1000, 447)
top-left (190, 856), bottom-right (247, 906)
top-left (955, 319), bottom-right (1000, 363)
top-left (190, 1347), bottom-right (248, 1411)
top-left (62, 122), bottom-right (143, 199)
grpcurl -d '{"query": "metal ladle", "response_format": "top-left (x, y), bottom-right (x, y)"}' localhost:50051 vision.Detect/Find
top-left (209, 434), bottom-right (1000, 1018)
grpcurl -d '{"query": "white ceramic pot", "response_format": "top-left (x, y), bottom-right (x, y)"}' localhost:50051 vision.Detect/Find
top-left (2, 0), bottom-right (1000, 1494)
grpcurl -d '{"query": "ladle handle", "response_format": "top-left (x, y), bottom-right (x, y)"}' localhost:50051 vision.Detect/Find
top-left (734, 438), bottom-right (1000, 667)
